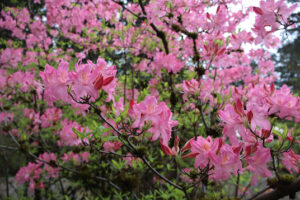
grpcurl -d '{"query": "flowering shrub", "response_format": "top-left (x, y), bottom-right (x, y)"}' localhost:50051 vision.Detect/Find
top-left (0, 0), bottom-right (299, 199)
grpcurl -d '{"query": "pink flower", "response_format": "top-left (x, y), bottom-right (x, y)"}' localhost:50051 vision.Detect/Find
top-left (61, 152), bottom-right (81, 164)
top-left (129, 95), bottom-right (177, 146)
top-left (103, 141), bottom-right (122, 152)
top-left (80, 152), bottom-right (90, 163)
top-left (40, 58), bottom-right (116, 106)
top-left (38, 152), bottom-right (57, 163)
top-left (219, 99), bottom-right (271, 145)
top-left (182, 79), bottom-right (200, 95)
top-left (15, 162), bottom-right (42, 191)
top-left (160, 136), bottom-right (180, 156)
top-left (130, 95), bottom-right (161, 129)
top-left (23, 108), bottom-right (40, 124)
top-left (150, 102), bottom-right (178, 145)
top-left (123, 153), bottom-right (139, 167)
top-left (69, 61), bottom-right (101, 99)
top-left (267, 85), bottom-right (299, 120)
top-left (69, 58), bottom-right (116, 101)
top-left (182, 137), bottom-right (241, 181)
top-left (23, 51), bottom-right (38, 66)
top-left (61, 152), bottom-right (90, 165)
top-left (246, 103), bottom-right (271, 131)
top-left (0, 111), bottom-right (14, 124)
top-left (38, 152), bottom-right (59, 179)
top-left (40, 61), bottom-right (71, 104)
top-left (210, 144), bottom-right (242, 181)
top-left (0, 48), bottom-right (22, 68)
top-left (57, 119), bottom-right (90, 146)
top-left (218, 103), bottom-right (245, 145)
top-left (246, 144), bottom-right (272, 185)
top-left (152, 52), bottom-right (184, 74)
top-left (252, 0), bottom-right (297, 42)
top-left (40, 108), bottom-right (62, 128)
top-left (282, 150), bottom-right (300, 174)
top-left (182, 136), bottom-right (217, 169)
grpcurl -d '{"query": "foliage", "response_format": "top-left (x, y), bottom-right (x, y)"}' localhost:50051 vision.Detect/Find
top-left (0, 0), bottom-right (299, 200)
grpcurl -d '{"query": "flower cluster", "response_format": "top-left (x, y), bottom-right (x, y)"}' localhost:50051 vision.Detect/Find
top-left (129, 95), bottom-right (178, 146)
top-left (40, 58), bottom-right (116, 107)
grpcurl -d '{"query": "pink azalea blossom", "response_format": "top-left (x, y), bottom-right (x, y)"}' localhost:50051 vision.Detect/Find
top-left (253, 0), bottom-right (297, 42)
top-left (152, 52), bottom-right (184, 74)
top-left (61, 152), bottom-right (90, 165)
top-left (40, 108), bottom-right (62, 128)
top-left (182, 136), bottom-right (217, 169)
top-left (38, 152), bottom-right (59, 179)
top-left (245, 144), bottom-right (272, 185)
top-left (129, 95), bottom-right (177, 146)
top-left (40, 61), bottom-right (71, 104)
top-left (210, 144), bottom-right (242, 181)
top-left (103, 141), bottom-right (122, 152)
top-left (57, 119), bottom-right (90, 146)
top-left (282, 150), bottom-right (300, 174)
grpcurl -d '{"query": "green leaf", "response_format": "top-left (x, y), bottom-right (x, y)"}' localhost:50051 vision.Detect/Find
top-left (103, 136), bottom-right (118, 142)
top-left (72, 127), bottom-right (83, 139)
top-left (111, 159), bottom-right (125, 170)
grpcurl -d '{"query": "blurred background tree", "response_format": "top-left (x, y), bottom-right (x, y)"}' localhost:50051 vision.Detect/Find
top-left (275, 0), bottom-right (300, 93)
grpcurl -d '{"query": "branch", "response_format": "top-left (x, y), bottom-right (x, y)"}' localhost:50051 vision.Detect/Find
top-left (197, 101), bottom-right (208, 132)
top-left (0, 145), bottom-right (18, 151)
top-left (28, 151), bottom-right (121, 191)
top-left (111, 0), bottom-right (140, 18)
top-left (235, 172), bottom-right (240, 198)
top-left (84, 99), bottom-right (190, 199)
top-left (140, 156), bottom-right (183, 190)
top-left (137, 0), bottom-right (169, 54)
top-left (250, 179), bottom-right (300, 200)
top-left (248, 186), bottom-right (271, 200)
top-left (5, 127), bottom-right (121, 192)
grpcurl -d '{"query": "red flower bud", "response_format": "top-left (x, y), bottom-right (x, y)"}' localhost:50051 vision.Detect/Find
top-left (93, 74), bottom-right (104, 90)
top-left (103, 76), bottom-right (114, 86)
top-left (253, 7), bottom-right (263, 15)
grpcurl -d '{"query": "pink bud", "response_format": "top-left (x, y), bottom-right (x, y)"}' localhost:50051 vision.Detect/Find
top-left (253, 7), bottom-right (263, 15)
top-left (93, 74), bottom-right (104, 90)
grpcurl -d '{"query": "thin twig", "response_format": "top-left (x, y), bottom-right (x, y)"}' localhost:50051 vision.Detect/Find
top-left (7, 131), bottom-right (20, 147)
top-left (0, 145), bottom-right (18, 151)
top-left (271, 150), bottom-right (280, 181)
top-left (138, 0), bottom-right (169, 54)
top-left (82, 99), bottom-right (190, 199)
top-left (111, 0), bottom-right (140, 18)
top-left (3, 152), bottom-right (9, 198)
top-left (198, 102), bottom-right (208, 131)
top-left (91, 143), bottom-right (134, 157)
top-left (28, 152), bottom-right (121, 191)
top-left (248, 186), bottom-right (271, 200)
top-left (240, 182), bottom-right (252, 199)
top-left (5, 128), bottom-right (121, 192)
top-left (235, 171), bottom-right (240, 198)
top-left (140, 156), bottom-right (183, 190)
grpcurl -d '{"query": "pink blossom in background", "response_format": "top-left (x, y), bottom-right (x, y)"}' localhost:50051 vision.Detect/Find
top-left (282, 150), bottom-right (300, 174)
top-left (103, 141), bottom-right (122, 152)
top-left (40, 61), bottom-right (71, 104)
top-left (57, 119), bottom-right (90, 146)
top-left (38, 152), bottom-right (59, 179)
top-left (15, 162), bottom-right (42, 191)
top-left (0, 48), bottom-right (22, 68)
top-left (41, 108), bottom-right (62, 128)
top-left (246, 144), bottom-right (272, 185)
top-left (61, 152), bottom-right (90, 165)
top-left (152, 52), bottom-right (184, 74)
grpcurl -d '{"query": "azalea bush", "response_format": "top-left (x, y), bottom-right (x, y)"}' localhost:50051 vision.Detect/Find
top-left (0, 0), bottom-right (299, 199)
